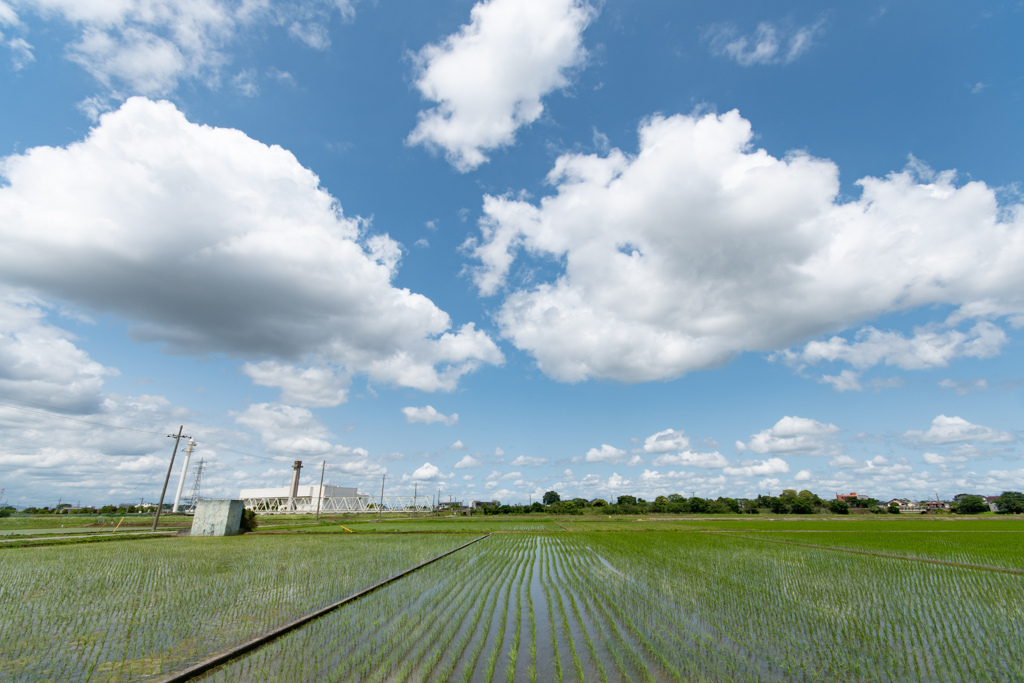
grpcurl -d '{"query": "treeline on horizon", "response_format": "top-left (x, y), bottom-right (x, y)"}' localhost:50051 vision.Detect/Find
top-left (476, 490), bottom-right (1024, 516)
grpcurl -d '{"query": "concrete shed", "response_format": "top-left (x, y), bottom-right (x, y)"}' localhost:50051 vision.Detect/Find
top-left (191, 499), bottom-right (244, 537)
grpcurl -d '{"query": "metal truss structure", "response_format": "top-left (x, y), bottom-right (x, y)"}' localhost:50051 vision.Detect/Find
top-left (243, 495), bottom-right (431, 515)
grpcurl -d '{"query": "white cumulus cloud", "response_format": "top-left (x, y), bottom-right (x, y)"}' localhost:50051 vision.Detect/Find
top-left (407, 0), bottom-right (595, 172)
top-left (9, 0), bottom-right (356, 95)
top-left (634, 428), bottom-right (690, 454)
top-left (585, 444), bottom-right (626, 464)
top-left (786, 322), bottom-right (1007, 372)
top-left (407, 462), bottom-right (453, 481)
top-left (243, 362), bottom-right (351, 407)
top-left (904, 415), bottom-right (1014, 445)
top-left (511, 455), bottom-right (547, 466)
top-left (0, 98), bottom-right (502, 401)
top-left (402, 405), bottom-right (459, 426)
top-left (739, 416), bottom-right (840, 454)
top-left (723, 457), bottom-right (790, 477)
top-left (652, 451), bottom-right (728, 469)
top-left (453, 454), bottom-right (481, 469)
top-left (466, 109), bottom-right (1024, 383)
top-left (0, 289), bottom-right (117, 411)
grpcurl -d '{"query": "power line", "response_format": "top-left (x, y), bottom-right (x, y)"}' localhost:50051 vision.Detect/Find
top-left (0, 401), bottom-right (167, 436)
top-left (0, 392), bottom-right (174, 429)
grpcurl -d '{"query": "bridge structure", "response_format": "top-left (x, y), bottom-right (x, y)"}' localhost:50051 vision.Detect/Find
top-left (242, 495), bottom-right (430, 515)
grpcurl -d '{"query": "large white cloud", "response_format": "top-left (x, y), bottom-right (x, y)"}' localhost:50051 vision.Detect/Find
top-left (6, 0), bottom-right (355, 95)
top-left (467, 110), bottom-right (1024, 383)
top-left (407, 0), bottom-right (594, 172)
top-left (904, 415), bottom-right (1014, 445)
top-left (739, 416), bottom-right (840, 454)
top-left (0, 98), bottom-right (502, 402)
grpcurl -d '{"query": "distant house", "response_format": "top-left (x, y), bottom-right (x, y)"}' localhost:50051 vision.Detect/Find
top-left (921, 500), bottom-right (950, 510)
top-left (836, 492), bottom-right (859, 503)
top-left (469, 500), bottom-right (498, 509)
top-left (885, 498), bottom-right (918, 510)
top-left (986, 496), bottom-right (1001, 512)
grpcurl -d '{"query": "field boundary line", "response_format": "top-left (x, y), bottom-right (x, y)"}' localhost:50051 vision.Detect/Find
top-left (157, 533), bottom-right (491, 683)
top-left (710, 531), bottom-right (1024, 575)
top-left (0, 530), bottom-right (179, 548)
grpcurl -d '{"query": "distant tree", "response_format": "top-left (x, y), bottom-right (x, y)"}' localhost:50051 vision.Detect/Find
top-left (667, 494), bottom-right (684, 502)
top-left (590, 499), bottom-right (607, 508)
top-left (791, 498), bottom-right (814, 514)
top-left (767, 497), bottom-right (789, 514)
top-left (688, 497), bottom-right (710, 514)
top-left (995, 491), bottom-right (1024, 514)
top-left (542, 491), bottom-right (561, 505)
top-left (887, 502), bottom-right (901, 514)
top-left (530, 501), bottom-right (545, 512)
top-left (0, 508), bottom-right (10, 518)
top-left (570, 498), bottom-right (589, 508)
top-left (716, 497), bottom-right (741, 514)
top-left (798, 490), bottom-right (823, 506)
top-left (953, 495), bottom-right (988, 515)
top-left (826, 499), bottom-right (849, 515)
top-left (615, 495), bottom-right (638, 507)
top-left (780, 489), bottom-right (798, 501)
top-left (550, 501), bottom-right (582, 515)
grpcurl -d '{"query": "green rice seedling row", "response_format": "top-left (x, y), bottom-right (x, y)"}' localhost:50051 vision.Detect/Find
top-left (2, 518), bottom-right (1021, 682)
top-left (0, 533), bottom-right (472, 681)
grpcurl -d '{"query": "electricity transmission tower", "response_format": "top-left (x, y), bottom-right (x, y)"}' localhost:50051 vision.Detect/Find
top-left (180, 458), bottom-right (205, 514)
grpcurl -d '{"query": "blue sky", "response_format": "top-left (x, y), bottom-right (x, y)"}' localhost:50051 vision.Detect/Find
top-left (1, 0), bottom-right (1022, 507)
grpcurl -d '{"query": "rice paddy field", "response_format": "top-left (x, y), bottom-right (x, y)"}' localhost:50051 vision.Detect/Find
top-left (0, 515), bottom-right (1021, 682)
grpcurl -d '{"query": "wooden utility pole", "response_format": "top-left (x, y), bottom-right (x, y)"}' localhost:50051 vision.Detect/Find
top-left (315, 460), bottom-right (326, 523)
top-left (377, 474), bottom-right (386, 522)
top-left (153, 426), bottom-right (188, 532)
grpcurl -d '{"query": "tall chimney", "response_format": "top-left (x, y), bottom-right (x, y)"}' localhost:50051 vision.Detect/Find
top-left (289, 460), bottom-right (303, 511)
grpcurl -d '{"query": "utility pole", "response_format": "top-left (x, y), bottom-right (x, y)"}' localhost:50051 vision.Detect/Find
top-left (377, 474), bottom-right (386, 522)
top-left (315, 460), bottom-right (326, 523)
top-left (153, 426), bottom-right (189, 532)
top-left (411, 483), bottom-right (417, 518)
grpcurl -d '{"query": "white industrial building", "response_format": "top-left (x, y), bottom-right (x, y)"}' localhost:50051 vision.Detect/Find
top-left (239, 484), bottom-right (369, 512)
top-left (239, 460), bottom-right (426, 515)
